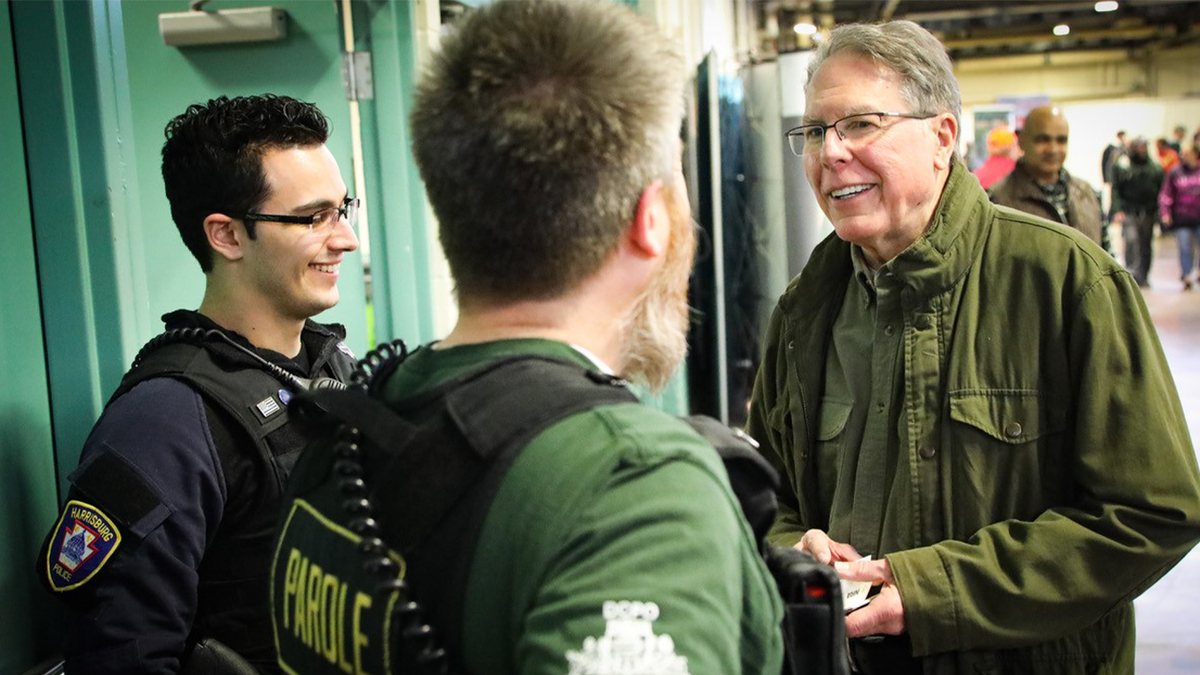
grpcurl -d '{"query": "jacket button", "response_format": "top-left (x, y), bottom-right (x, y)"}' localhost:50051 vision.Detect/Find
top-left (788, 340), bottom-right (794, 350)
top-left (919, 445), bottom-right (937, 460)
top-left (1004, 422), bottom-right (1023, 438)
top-left (915, 315), bottom-right (932, 330)
top-left (884, 324), bottom-right (895, 336)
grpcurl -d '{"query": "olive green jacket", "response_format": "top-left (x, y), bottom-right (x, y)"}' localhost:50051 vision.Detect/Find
top-left (747, 163), bottom-right (1200, 674)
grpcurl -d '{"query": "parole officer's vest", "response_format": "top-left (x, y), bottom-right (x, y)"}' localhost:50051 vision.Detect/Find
top-left (111, 328), bottom-right (355, 659)
top-left (270, 349), bottom-right (805, 675)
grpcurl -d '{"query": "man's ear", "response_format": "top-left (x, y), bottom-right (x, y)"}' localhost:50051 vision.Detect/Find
top-left (204, 213), bottom-right (245, 262)
top-left (933, 113), bottom-right (959, 170)
top-left (630, 178), bottom-right (669, 258)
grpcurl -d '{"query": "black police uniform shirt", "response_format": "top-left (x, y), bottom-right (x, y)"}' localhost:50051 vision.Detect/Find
top-left (38, 310), bottom-right (356, 675)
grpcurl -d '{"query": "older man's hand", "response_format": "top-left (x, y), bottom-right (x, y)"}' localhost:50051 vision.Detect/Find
top-left (795, 528), bottom-right (861, 565)
top-left (835, 557), bottom-right (906, 638)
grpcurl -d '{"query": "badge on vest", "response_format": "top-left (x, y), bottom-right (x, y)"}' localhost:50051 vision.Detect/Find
top-left (256, 396), bottom-right (282, 418)
top-left (45, 500), bottom-right (123, 592)
top-left (273, 499), bottom-right (406, 675)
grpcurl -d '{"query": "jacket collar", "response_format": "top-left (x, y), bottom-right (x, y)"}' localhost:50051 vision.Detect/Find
top-left (878, 161), bottom-right (990, 301)
top-left (781, 161), bottom-right (991, 320)
top-left (1006, 161), bottom-right (1052, 197)
top-left (161, 309), bottom-right (348, 377)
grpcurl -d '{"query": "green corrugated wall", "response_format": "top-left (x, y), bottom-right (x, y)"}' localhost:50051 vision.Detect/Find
top-left (0, 3), bottom-right (63, 671)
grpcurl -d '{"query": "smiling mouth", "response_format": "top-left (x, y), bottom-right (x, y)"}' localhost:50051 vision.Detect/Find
top-left (829, 184), bottom-right (874, 200)
top-left (311, 263), bottom-right (340, 274)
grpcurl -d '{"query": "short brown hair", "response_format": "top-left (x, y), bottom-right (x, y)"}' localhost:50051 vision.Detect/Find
top-left (411, 0), bottom-right (685, 306)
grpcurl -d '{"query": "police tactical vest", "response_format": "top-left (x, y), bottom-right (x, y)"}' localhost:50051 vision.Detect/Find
top-left (271, 350), bottom-right (803, 675)
top-left (111, 330), bottom-right (355, 660)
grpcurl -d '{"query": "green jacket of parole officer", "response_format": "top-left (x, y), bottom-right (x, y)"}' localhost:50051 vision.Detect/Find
top-left (747, 162), bottom-right (1200, 674)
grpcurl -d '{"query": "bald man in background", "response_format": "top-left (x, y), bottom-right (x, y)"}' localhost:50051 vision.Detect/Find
top-left (989, 106), bottom-right (1106, 250)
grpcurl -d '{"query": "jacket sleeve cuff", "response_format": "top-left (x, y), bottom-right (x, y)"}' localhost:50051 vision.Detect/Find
top-left (887, 546), bottom-right (959, 656)
top-left (766, 506), bottom-right (804, 549)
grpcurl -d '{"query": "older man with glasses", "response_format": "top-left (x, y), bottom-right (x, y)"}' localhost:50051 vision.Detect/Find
top-left (37, 94), bottom-right (359, 675)
top-left (750, 20), bottom-right (1200, 675)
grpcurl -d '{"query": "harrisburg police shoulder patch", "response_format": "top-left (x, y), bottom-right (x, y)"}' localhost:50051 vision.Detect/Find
top-left (45, 500), bottom-right (122, 592)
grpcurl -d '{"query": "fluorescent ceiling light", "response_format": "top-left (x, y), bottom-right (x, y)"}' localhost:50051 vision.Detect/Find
top-left (1095, 1), bottom-right (1119, 12)
top-left (1053, 24), bottom-right (1071, 36)
top-left (794, 22), bottom-right (817, 36)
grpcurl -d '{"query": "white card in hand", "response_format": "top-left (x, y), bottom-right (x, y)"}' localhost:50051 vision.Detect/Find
top-left (840, 555), bottom-right (872, 612)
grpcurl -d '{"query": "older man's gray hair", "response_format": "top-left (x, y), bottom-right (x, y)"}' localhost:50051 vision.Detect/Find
top-left (807, 21), bottom-right (961, 159)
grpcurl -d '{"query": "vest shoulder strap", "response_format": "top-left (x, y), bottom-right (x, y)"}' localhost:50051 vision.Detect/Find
top-left (299, 354), bottom-right (638, 549)
top-left (114, 341), bottom-right (293, 440)
top-left (292, 354), bottom-right (636, 667)
top-left (682, 414), bottom-right (779, 547)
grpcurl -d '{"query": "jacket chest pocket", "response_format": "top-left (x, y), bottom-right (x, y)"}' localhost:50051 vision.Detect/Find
top-left (816, 399), bottom-right (853, 442)
top-left (947, 389), bottom-right (1067, 533)
top-left (815, 399), bottom-right (853, 471)
top-left (813, 399), bottom-right (853, 519)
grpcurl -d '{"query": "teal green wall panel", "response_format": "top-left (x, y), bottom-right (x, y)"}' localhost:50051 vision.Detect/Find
top-left (0, 1), bottom-right (64, 671)
top-left (119, 0), bottom-right (369, 358)
top-left (12, 0), bottom-right (136, 492)
top-left (354, 0), bottom-right (438, 347)
top-left (640, 364), bottom-right (691, 416)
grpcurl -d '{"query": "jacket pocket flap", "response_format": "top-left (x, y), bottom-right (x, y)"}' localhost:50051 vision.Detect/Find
top-left (816, 399), bottom-right (853, 441)
top-left (949, 390), bottom-right (1064, 443)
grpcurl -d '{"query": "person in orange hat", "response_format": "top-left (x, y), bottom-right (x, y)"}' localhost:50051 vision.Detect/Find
top-left (1157, 137), bottom-right (1180, 172)
top-left (972, 125), bottom-right (1018, 189)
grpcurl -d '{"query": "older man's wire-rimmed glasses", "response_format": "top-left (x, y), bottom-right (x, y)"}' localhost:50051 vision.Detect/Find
top-left (785, 112), bottom-right (936, 156)
top-left (240, 197), bottom-right (360, 235)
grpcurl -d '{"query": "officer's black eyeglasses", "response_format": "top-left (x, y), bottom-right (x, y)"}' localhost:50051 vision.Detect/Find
top-left (785, 112), bottom-right (936, 156)
top-left (240, 197), bottom-right (360, 235)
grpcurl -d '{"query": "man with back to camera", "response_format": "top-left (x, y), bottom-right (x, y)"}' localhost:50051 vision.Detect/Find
top-left (989, 105), bottom-right (1106, 250)
top-left (267, 1), bottom-right (784, 674)
top-left (1113, 136), bottom-right (1165, 287)
top-left (36, 94), bottom-right (360, 674)
top-left (749, 20), bottom-right (1200, 675)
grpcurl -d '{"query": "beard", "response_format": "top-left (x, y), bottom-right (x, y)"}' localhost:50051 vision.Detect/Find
top-left (619, 183), bottom-right (696, 393)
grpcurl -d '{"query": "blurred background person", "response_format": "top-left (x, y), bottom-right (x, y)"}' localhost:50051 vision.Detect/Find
top-left (1160, 145), bottom-right (1200, 290)
top-left (990, 105), bottom-right (1104, 248)
top-left (1157, 137), bottom-right (1180, 172)
top-left (972, 126), bottom-right (1018, 190)
top-left (1114, 137), bottom-right (1165, 287)
top-left (1102, 130), bottom-right (1127, 187)
top-left (1169, 124), bottom-right (1187, 154)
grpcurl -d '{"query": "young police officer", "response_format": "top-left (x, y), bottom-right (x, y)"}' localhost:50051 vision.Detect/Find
top-left (39, 94), bottom-right (359, 674)
top-left (269, 1), bottom-right (785, 673)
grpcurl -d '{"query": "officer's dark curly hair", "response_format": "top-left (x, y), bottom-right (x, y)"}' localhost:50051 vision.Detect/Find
top-left (161, 94), bottom-right (330, 271)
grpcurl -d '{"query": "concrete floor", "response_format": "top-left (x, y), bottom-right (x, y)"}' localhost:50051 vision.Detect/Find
top-left (1130, 231), bottom-right (1200, 674)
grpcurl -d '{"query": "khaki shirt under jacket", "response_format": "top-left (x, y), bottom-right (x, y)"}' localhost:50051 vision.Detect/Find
top-left (747, 162), bottom-right (1200, 674)
top-left (988, 161), bottom-right (1105, 247)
